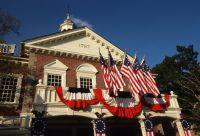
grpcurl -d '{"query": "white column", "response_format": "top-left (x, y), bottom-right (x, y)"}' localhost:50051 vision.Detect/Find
top-left (175, 120), bottom-right (185, 136)
top-left (20, 113), bottom-right (33, 128)
top-left (139, 119), bottom-right (147, 136)
top-left (91, 120), bottom-right (97, 136)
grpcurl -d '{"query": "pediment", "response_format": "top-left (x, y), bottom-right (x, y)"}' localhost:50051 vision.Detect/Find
top-left (44, 59), bottom-right (68, 70)
top-left (23, 27), bottom-right (133, 62)
top-left (76, 63), bottom-right (98, 74)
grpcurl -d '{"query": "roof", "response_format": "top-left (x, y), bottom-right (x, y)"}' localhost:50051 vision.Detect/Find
top-left (22, 26), bottom-right (86, 43)
top-left (21, 26), bottom-right (134, 61)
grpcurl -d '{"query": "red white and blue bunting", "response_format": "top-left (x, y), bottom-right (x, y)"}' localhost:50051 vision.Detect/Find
top-left (54, 87), bottom-right (169, 118)
top-left (54, 86), bottom-right (99, 108)
top-left (93, 88), bottom-right (142, 118)
top-left (141, 94), bottom-right (169, 111)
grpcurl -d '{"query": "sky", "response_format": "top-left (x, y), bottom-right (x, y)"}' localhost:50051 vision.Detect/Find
top-left (1, 0), bottom-right (200, 67)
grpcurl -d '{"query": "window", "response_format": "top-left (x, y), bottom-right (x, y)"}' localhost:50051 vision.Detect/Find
top-left (80, 77), bottom-right (92, 89)
top-left (47, 74), bottom-right (61, 86)
top-left (44, 59), bottom-right (68, 87)
top-left (2, 46), bottom-right (8, 53)
top-left (76, 63), bottom-right (98, 89)
top-left (0, 74), bottom-right (22, 103)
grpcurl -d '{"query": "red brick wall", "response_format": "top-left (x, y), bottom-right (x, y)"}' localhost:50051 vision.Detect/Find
top-left (35, 53), bottom-right (106, 89)
top-left (0, 59), bottom-right (28, 116)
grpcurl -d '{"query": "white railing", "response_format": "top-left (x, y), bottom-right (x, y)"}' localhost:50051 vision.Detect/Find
top-left (34, 79), bottom-right (181, 111)
top-left (45, 87), bottom-right (60, 103)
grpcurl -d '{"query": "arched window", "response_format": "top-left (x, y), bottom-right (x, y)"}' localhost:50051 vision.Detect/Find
top-left (76, 63), bottom-right (98, 89)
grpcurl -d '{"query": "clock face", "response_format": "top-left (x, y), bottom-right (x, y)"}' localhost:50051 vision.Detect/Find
top-left (181, 119), bottom-right (190, 130)
top-left (95, 120), bottom-right (106, 133)
top-left (144, 119), bottom-right (153, 132)
top-left (31, 118), bottom-right (47, 135)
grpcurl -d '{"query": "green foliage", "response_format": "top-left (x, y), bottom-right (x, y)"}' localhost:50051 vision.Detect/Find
top-left (0, 9), bottom-right (20, 42)
top-left (152, 45), bottom-right (200, 131)
top-left (152, 45), bottom-right (199, 92)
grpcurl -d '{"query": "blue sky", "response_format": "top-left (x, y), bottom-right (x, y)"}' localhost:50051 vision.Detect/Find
top-left (1, 0), bottom-right (200, 67)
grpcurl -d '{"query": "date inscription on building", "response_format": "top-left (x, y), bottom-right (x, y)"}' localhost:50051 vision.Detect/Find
top-left (79, 44), bottom-right (90, 49)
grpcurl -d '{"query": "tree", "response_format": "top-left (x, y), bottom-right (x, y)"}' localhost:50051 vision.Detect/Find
top-left (0, 9), bottom-right (20, 43)
top-left (152, 45), bottom-right (200, 132)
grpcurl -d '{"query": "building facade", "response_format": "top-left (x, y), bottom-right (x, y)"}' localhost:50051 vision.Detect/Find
top-left (0, 55), bottom-right (28, 131)
top-left (0, 17), bottom-right (194, 136)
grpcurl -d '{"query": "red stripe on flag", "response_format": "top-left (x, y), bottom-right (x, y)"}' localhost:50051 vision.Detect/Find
top-left (184, 130), bottom-right (192, 136)
top-left (121, 65), bottom-right (141, 96)
top-left (146, 131), bottom-right (155, 136)
top-left (134, 70), bottom-right (149, 94)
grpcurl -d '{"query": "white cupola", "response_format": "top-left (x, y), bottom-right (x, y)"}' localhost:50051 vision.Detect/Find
top-left (59, 14), bottom-right (74, 31)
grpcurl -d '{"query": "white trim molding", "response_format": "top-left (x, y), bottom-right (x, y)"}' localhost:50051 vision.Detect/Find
top-left (76, 63), bottom-right (98, 88)
top-left (43, 59), bottom-right (68, 87)
top-left (0, 73), bottom-right (23, 105)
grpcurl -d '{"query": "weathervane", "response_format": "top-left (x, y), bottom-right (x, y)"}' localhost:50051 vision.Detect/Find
top-left (66, 4), bottom-right (71, 19)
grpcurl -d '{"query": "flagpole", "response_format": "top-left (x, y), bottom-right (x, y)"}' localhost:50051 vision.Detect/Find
top-left (140, 56), bottom-right (145, 65)
top-left (108, 48), bottom-right (111, 72)
top-left (132, 53), bottom-right (137, 64)
top-left (122, 51), bottom-right (126, 63)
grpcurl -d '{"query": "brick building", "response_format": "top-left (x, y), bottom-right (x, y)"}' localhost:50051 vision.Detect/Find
top-left (0, 16), bottom-right (194, 136)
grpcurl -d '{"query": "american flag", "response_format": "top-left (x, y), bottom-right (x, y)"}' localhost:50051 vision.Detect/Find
top-left (99, 52), bottom-right (110, 88)
top-left (140, 59), bottom-right (160, 97)
top-left (181, 119), bottom-right (192, 136)
top-left (108, 51), bottom-right (125, 96)
top-left (132, 56), bottom-right (148, 95)
top-left (94, 119), bottom-right (106, 136)
top-left (144, 119), bottom-right (155, 136)
top-left (121, 53), bottom-right (141, 96)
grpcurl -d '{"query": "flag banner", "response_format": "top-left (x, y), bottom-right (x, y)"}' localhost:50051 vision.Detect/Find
top-left (99, 51), bottom-right (110, 88)
top-left (121, 53), bottom-right (141, 96)
top-left (108, 51), bottom-right (125, 96)
top-left (140, 59), bottom-right (160, 97)
top-left (93, 88), bottom-right (142, 118)
top-left (54, 86), bottom-right (98, 108)
top-left (181, 119), bottom-right (192, 136)
top-left (94, 119), bottom-right (106, 136)
top-left (31, 117), bottom-right (47, 136)
top-left (141, 94), bottom-right (169, 111)
top-left (132, 56), bottom-right (149, 95)
top-left (144, 119), bottom-right (155, 136)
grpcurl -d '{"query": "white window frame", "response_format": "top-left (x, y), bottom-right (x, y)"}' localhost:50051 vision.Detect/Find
top-left (80, 77), bottom-right (93, 89)
top-left (76, 63), bottom-right (98, 88)
top-left (0, 73), bottom-right (23, 104)
top-left (47, 74), bottom-right (62, 86)
top-left (43, 59), bottom-right (68, 87)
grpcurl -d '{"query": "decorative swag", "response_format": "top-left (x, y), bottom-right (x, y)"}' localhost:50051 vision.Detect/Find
top-left (54, 86), bottom-right (99, 108)
top-left (54, 87), bottom-right (170, 118)
top-left (93, 88), bottom-right (142, 118)
top-left (141, 94), bottom-right (169, 111)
